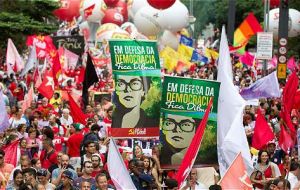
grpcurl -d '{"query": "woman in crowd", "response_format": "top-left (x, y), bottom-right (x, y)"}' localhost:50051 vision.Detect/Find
top-left (26, 127), bottom-right (40, 158)
top-left (133, 144), bottom-right (143, 160)
top-left (250, 150), bottom-right (277, 190)
top-left (5, 169), bottom-right (24, 190)
top-left (31, 158), bottom-right (42, 171)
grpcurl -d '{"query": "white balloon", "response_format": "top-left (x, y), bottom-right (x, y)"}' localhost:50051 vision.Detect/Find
top-left (159, 30), bottom-right (179, 49)
top-left (131, 0), bottom-right (149, 16)
top-left (268, 8), bottom-right (300, 38)
top-left (157, 0), bottom-right (189, 32)
top-left (96, 24), bottom-right (130, 42)
top-left (289, 9), bottom-right (300, 37)
top-left (134, 6), bottom-right (163, 36)
top-left (80, 0), bottom-right (106, 23)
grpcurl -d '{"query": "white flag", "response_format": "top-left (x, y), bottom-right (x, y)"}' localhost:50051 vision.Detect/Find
top-left (6, 38), bottom-right (24, 75)
top-left (20, 46), bottom-right (37, 77)
top-left (217, 26), bottom-right (253, 177)
top-left (108, 139), bottom-right (137, 190)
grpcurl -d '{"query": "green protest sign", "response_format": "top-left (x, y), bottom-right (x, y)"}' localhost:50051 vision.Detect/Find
top-left (109, 40), bottom-right (162, 138)
top-left (160, 76), bottom-right (220, 168)
top-left (109, 40), bottom-right (160, 75)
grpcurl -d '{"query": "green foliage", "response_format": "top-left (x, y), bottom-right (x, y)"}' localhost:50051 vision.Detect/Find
top-left (140, 77), bottom-right (162, 118)
top-left (0, 0), bottom-right (59, 62)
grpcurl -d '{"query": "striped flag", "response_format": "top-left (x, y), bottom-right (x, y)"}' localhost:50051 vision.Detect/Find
top-left (234, 13), bottom-right (262, 54)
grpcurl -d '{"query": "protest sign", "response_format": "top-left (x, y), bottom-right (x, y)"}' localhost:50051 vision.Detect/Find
top-left (160, 76), bottom-right (220, 168)
top-left (109, 40), bottom-right (162, 138)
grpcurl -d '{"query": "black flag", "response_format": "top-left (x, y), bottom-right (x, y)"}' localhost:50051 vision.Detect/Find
top-left (82, 52), bottom-right (99, 107)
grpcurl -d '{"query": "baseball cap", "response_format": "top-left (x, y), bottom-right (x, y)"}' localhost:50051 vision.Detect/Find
top-left (37, 169), bottom-right (48, 177)
top-left (62, 170), bottom-right (73, 180)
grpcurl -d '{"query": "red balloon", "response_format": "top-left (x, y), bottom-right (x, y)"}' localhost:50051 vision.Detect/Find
top-left (104, 0), bottom-right (119, 7)
top-left (147, 0), bottom-right (176, 10)
top-left (115, 0), bottom-right (128, 22)
top-left (53, 0), bottom-right (81, 21)
top-left (262, 0), bottom-right (280, 8)
top-left (102, 8), bottom-right (124, 26)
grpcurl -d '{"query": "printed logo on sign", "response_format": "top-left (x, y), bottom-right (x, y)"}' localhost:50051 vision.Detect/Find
top-left (128, 128), bottom-right (146, 136)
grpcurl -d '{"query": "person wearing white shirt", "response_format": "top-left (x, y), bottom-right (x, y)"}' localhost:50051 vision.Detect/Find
top-left (60, 108), bottom-right (73, 127)
top-left (181, 168), bottom-right (208, 190)
top-left (286, 161), bottom-right (300, 189)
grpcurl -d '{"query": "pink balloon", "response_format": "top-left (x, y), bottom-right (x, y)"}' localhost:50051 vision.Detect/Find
top-left (53, 0), bottom-right (81, 21)
top-left (147, 0), bottom-right (176, 10)
top-left (102, 8), bottom-right (124, 26)
top-left (104, 0), bottom-right (119, 7)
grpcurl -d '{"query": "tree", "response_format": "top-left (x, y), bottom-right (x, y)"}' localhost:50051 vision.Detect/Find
top-left (0, 0), bottom-right (59, 63)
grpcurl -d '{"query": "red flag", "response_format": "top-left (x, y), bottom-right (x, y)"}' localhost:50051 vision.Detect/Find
top-left (37, 70), bottom-right (54, 99)
top-left (252, 109), bottom-right (275, 150)
top-left (279, 125), bottom-right (294, 153)
top-left (26, 35), bottom-right (56, 59)
top-left (2, 140), bottom-right (19, 167)
top-left (176, 98), bottom-right (213, 188)
top-left (280, 71), bottom-right (299, 136)
top-left (293, 90), bottom-right (300, 109)
top-left (49, 50), bottom-right (61, 86)
top-left (68, 92), bottom-right (87, 125)
top-left (219, 152), bottom-right (252, 190)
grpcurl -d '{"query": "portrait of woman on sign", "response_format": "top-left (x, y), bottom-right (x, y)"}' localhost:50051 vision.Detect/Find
top-left (112, 75), bottom-right (159, 129)
top-left (160, 113), bottom-right (200, 166)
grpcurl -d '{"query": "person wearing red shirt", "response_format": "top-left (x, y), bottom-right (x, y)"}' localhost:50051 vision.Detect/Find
top-left (85, 104), bottom-right (95, 119)
top-left (66, 123), bottom-right (84, 172)
top-left (52, 127), bottom-right (65, 153)
top-left (40, 138), bottom-right (58, 169)
top-left (37, 98), bottom-right (55, 117)
top-left (103, 106), bottom-right (113, 137)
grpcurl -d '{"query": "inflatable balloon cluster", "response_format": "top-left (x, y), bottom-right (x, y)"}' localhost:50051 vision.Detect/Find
top-left (131, 0), bottom-right (189, 36)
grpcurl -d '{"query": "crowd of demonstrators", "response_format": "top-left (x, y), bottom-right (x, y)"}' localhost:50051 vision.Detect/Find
top-left (2, 22), bottom-right (300, 190)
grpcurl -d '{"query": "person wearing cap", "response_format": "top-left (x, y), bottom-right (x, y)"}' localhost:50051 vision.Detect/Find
top-left (67, 123), bottom-right (84, 172)
top-left (37, 168), bottom-right (56, 189)
top-left (55, 170), bottom-right (79, 190)
top-left (266, 140), bottom-right (283, 165)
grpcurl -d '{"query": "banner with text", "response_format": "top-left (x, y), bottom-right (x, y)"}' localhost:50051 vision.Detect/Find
top-left (109, 40), bottom-right (162, 138)
top-left (160, 76), bottom-right (220, 168)
top-left (52, 35), bottom-right (85, 55)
